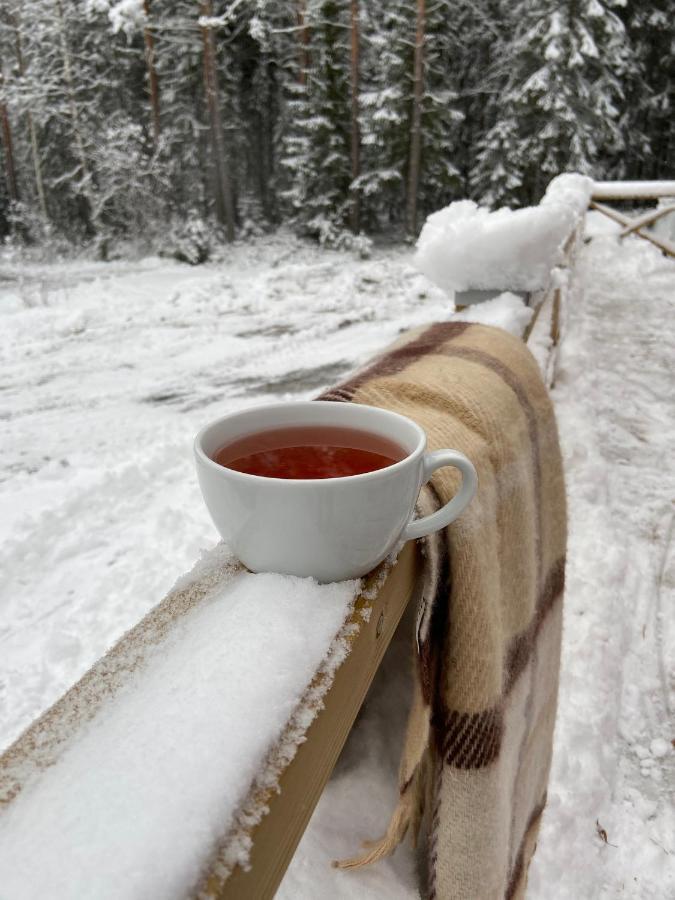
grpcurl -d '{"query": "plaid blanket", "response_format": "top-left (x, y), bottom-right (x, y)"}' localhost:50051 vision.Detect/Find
top-left (321, 322), bottom-right (566, 899)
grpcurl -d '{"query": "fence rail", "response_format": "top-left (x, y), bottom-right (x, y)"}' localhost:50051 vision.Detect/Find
top-left (592, 180), bottom-right (675, 200)
top-left (524, 178), bottom-right (675, 387)
top-left (211, 543), bottom-right (421, 899)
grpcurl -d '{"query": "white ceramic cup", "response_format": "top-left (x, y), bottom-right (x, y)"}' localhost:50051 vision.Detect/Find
top-left (194, 401), bottom-right (477, 582)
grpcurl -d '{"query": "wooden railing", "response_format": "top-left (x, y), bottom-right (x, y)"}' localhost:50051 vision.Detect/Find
top-left (0, 542), bottom-right (422, 900)
top-left (505, 179), bottom-right (674, 389)
top-left (211, 543), bottom-right (421, 899)
top-left (523, 219), bottom-right (585, 388)
top-left (590, 180), bottom-right (675, 258)
top-left (2, 177), bottom-right (670, 900)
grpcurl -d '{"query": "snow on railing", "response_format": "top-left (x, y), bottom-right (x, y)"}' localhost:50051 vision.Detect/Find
top-left (414, 176), bottom-right (675, 386)
top-left (415, 174), bottom-right (592, 300)
top-left (0, 537), bottom-right (420, 900)
top-left (414, 173), bottom-right (593, 386)
top-left (0, 547), bottom-right (357, 896)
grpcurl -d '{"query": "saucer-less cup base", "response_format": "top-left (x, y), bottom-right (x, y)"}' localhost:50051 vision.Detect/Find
top-left (194, 401), bottom-right (477, 582)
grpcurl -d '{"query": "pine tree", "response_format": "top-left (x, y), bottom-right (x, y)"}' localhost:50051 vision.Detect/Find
top-left (224, 5), bottom-right (281, 225)
top-left (355, 2), bottom-right (412, 231)
top-left (142, 0), bottom-right (161, 146)
top-left (54, 0), bottom-right (98, 233)
top-left (406, 0), bottom-right (425, 236)
top-left (199, 0), bottom-right (236, 238)
top-left (0, 0), bottom-right (671, 244)
top-left (0, 75), bottom-right (19, 209)
top-left (442, 0), bottom-right (509, 196)
top-left (240, 0), bottom-right (302, 225)
top-left (138, 0), bottom-right (209, 223)
top-left (415, 0), bottom-right (464, 225)
top-left (348, 0), bottom-right (360, 233)
top-left (1, 4), bottom-right (49, 225)
top-left (1, 2), bottom-right (46, 235)
top-left (358, 0), bottom-right (463, 235)
top-left (472, 0), bottom-right (630, 208)
top-left (619, 2), bottom-right (674, 180)
top-left (279, 0), bottom-right (352, 241)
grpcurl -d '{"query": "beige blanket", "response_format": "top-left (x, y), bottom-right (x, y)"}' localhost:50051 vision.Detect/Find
top-left (321, 321), bottom-right (566, 899)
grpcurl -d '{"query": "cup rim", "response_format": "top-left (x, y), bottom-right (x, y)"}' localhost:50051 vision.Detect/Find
top-left (193, 400), bottom-right (427, 486)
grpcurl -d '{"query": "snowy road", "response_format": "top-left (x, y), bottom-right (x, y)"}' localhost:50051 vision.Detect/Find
top-left (528, 227), bottom-right (675, 898)
top-left (1, 227), bottom-right (673, 897)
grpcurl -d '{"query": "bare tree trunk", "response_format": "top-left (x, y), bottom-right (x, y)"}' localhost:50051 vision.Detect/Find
top-left (199, 0), bottom-right (235, 241)
top-left (296, 0), bottom-right (310, 86)
top-left (26, 109), bottom-right (46, 220)
top-left (349, 0), bottom-right (360, 234)
top-left (54, 0), bottom-right (94, 230)
top-left (254, 61), bottom-right (273, 220)
top-left (142, 0), bottom-right (161, 146)
top-left (11, 13), bottom-right (48, 219)
top-left (406, 0), bottom-right (425, 237)
top-left (0, 83), bottom-right (19, 204)
top-left (263, 60), bottom-right (276, 222)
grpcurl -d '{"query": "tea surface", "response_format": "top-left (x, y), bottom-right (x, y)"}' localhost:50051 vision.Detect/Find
top-left (214, 425), bottom-right (406, 479)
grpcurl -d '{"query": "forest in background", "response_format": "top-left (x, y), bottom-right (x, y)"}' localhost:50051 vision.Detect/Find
top-left (0, 0), bottom-right (672, 256)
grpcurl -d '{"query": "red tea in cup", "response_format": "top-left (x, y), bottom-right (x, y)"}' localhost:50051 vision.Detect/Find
top-left (213, 425), bottom-right (407, 480)
top-left (196, 400), bottom-right (477, 579)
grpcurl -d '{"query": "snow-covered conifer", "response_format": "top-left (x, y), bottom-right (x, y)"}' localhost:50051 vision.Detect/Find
top-left (279, 0), bottom-right (353, 242)
top-left (472, 0), bottom-right (630, 207)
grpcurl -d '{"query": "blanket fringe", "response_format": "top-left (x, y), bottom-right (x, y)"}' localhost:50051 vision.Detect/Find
top-left (332, 784), bottom-right (414, 869)
top-left (333, 671), bottom-right (431, 870)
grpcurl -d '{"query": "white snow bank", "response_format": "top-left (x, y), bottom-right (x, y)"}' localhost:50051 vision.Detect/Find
top-left (0, 548), bottom-right (359, 900)
top-left (415, 173), bottom-right (592, 293)
top-left (452, 291), bottom-right (533, 336)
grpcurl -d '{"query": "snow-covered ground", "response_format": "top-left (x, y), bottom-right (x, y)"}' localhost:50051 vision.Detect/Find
top-left (1, 223), bottom-right (673, 897)
top-left (0, 233), bottom-right (450, 751)
top-left (529, 222), bottom-right (675, 898)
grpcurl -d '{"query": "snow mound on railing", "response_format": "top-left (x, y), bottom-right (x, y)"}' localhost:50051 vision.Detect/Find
top-left (0, 544), bottom-right (361, 899)
top-left (415, 173), bottom-right (592, 293)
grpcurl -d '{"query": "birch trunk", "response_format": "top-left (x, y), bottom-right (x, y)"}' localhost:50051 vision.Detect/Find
top-left (199, 0), bottom-right (235, 241)
top-left (349, 0), bottom-right (360, 234)
top-left (406, 0), bottom-right (425, 237)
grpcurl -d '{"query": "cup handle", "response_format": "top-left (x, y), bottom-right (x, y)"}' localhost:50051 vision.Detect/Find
top-left (402, 450), bottom-right (478, 541)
